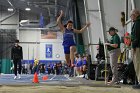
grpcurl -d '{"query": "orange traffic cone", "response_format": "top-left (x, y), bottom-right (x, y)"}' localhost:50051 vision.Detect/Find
top-left (32, 72), bottom-right (39, 83)
top-left (42, 75), bottom-right (48, 81)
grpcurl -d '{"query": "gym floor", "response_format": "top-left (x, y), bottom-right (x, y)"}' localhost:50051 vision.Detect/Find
top-left (0, 74), bottom-right (139, 93)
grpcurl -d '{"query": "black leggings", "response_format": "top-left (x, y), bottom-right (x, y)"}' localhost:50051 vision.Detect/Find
top-left (13, 59), bottom-right (21, 76)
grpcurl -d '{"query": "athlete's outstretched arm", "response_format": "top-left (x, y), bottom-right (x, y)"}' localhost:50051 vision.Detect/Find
top-left (73, 22), bottom-right (90, 33)
top-left (57, 10), bottom-right (65, 32)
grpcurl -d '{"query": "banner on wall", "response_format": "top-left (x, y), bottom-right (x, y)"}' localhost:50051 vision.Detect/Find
top-left (46, 44), bottom-right (53, 58)
top-left (41, 30), bottom-right (57, 39)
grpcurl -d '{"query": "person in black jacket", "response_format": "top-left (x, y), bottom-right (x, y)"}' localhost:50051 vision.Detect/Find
top-left (11, 40), bottom-right (23, 79)
top-left (130, 9), bottom-right (140, 89)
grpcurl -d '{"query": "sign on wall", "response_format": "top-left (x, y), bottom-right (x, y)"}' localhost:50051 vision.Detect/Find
top-left (46, 44), bottom-right (52, 58)
top-left (41, 31), bottom-right (57, 39)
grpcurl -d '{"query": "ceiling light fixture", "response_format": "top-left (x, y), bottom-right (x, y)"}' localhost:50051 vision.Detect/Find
top-left (25, 7), bottom-right (31, 11)
top-left (7, 8), bottom-right (14, 12)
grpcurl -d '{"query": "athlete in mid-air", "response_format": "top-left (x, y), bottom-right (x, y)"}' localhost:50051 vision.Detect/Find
top-left (57, 10), bottom-right (90, 67)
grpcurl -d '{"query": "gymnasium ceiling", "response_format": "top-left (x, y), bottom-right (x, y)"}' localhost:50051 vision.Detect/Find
top-left (0, 0), bottom-right (75, 28)
top-left (0, 0), bottom-right (72, 17)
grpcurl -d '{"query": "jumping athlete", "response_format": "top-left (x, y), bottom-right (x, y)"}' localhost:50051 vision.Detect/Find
top-left (57, 10), bottom-right (90, 67)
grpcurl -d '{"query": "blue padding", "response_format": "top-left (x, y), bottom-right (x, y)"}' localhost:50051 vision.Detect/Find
top-left (22, 60), bottom-right (62, 65)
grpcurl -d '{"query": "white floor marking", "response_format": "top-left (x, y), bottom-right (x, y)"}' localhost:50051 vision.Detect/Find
top-left (50, 75), bottom-right (56, 80)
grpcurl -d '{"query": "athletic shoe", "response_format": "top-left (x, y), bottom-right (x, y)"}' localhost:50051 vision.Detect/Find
top-left (18, 75), bottom-right (21, 79)
top-left (14, 76), bottom-right (17, 79)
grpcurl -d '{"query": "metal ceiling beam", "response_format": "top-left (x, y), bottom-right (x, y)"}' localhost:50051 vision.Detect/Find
top-left (55, 0), bottom-right (57, 17)
top-left (65, 0), bottom-right (71, 20)
top-left (0, 0), bottom-right (70, 19)
top-left (0, 0), bottom-right (16, 23)
top-left (0, 0), bottom-right (50, 16)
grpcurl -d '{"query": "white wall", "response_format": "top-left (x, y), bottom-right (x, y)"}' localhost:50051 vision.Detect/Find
top-left (0, 11), bottom-right (19, 29)
top-left (134, 0), bottom-right (140, 10)
top-left (19, 29), bottom-right (40, 60)
top-left (82, 0), bottom-right (125, 61)
top-left (40, 39), bottom-right (65, 60)
top-left (103, 0), bottom-right (125, 36)
top-left (19, 29), bottom-right (65, 61)
top-left (0, 8), bottom-right (65, 61)
top-left (20, 43), bottom-right (39, 60)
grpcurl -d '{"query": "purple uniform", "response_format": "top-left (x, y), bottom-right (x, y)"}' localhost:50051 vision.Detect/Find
top-left (63, 28), bottom-right (76, 54)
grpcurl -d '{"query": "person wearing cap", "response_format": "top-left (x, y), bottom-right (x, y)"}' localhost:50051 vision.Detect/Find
top-left (130, 9), bottom-right (140, 89)
top-left (105, 27), bottom-right (121, 85)
top-left (11, 40), bottom-right (23, 79)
